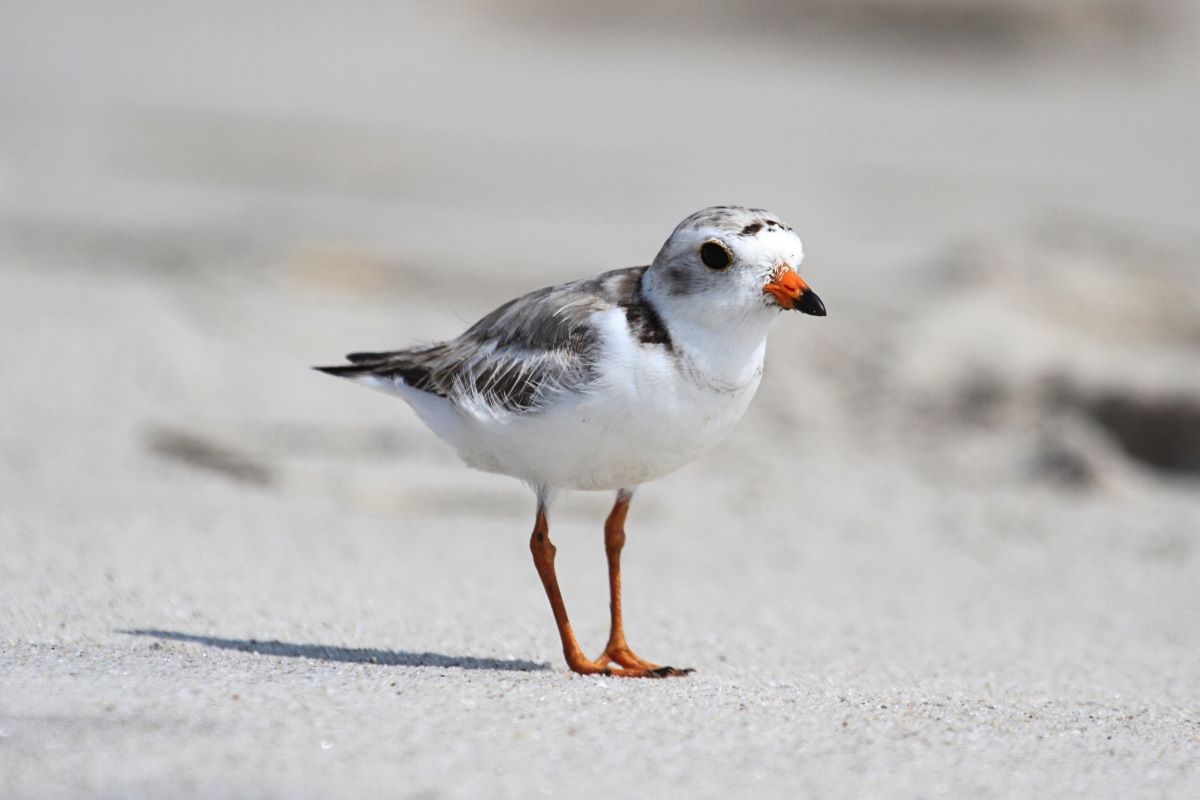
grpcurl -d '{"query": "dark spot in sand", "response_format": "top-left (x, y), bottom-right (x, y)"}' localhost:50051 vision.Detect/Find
top-left (145, 426), bottom-right (274, 487)
top-left (1085, 392), bottom-right (1200, 477)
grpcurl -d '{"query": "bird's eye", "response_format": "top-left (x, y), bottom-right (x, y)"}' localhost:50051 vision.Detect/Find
top-left (700, 240), bottom-right (732, 271)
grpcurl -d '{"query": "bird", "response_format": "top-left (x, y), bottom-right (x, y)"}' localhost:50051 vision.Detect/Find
top-left (315, 205), bottom-right (825, 677)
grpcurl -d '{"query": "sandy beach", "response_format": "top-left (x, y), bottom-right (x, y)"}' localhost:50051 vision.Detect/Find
top-left (2, 2), bottom-right (1199, 797)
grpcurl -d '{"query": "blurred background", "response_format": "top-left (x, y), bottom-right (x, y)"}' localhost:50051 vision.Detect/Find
top-left (2, 1), bottom-right (1199, 797)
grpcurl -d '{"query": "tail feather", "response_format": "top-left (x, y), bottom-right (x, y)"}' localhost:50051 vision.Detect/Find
top-left (312, 363), bottom-right (375, 378)
top-left (313, 346), bottom-right (445, 399)
top-left (313, 356), bottom-right (436, 395)
top-left (314, 349), bottom-right (409, 378)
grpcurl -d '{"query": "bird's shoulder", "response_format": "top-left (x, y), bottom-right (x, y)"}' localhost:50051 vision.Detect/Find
top-left (461, 265), bottom-right (669, 353)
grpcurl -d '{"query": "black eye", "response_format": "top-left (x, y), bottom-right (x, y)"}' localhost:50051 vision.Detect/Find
top-left (700, 240), bottom-right (732, 271)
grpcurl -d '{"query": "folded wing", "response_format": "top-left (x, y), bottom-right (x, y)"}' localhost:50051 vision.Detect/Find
top-left (315, 267), bottom-right (649, 415)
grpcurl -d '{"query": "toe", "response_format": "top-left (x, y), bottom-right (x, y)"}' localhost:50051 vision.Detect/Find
top-left (647, 666), bottom-right (693, 678)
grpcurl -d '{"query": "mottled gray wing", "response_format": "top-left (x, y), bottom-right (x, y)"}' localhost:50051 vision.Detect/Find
top-left (317, 267), bottom-right (663, 414)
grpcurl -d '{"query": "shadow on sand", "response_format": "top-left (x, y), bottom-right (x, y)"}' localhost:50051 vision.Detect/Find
top-left (120, 628), bottom-right (548, 672)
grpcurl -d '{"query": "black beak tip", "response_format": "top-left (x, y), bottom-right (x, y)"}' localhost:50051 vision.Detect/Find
top-left (796, 290), bottom-right (826, 317)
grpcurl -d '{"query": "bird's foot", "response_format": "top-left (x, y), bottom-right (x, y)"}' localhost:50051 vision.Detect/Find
top-left (573, 663), bottom-right (692, 678)
top-left (592, 644), bottom-right (693, 678)
top-left (562, 648), bottom-right (691, 678)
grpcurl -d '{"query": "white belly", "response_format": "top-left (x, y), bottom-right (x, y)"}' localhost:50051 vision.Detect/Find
top-left (423, 309), bottom-right (766, 491)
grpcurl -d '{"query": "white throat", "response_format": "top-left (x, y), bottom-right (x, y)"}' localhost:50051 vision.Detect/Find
top-left (654, 297), bottom-right (774, 391)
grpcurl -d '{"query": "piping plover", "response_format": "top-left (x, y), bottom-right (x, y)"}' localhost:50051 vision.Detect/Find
top-left (316, 205), bottom-right (825, 677)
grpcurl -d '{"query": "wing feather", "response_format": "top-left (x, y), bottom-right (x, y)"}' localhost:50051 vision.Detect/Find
top-left (315, 267), bottom-right (653, 414)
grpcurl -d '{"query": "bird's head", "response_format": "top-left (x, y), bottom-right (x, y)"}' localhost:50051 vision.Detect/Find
top-left (644, 206), bottom-right (825, 330)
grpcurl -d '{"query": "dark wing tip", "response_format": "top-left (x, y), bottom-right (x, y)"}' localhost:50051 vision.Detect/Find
top-left (315, 349), bottom-right (404, 377)
top-left (313, 364), bottom-right (366, 378)
top-left (345, 350), bottom-right (397, 364)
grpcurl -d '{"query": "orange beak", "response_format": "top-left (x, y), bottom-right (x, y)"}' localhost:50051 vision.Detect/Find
top-left (763, 267), bottom-right (826, 316)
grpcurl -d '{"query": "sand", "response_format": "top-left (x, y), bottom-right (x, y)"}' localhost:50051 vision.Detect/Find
top-left (2, 2), bottom-right (1199, 798)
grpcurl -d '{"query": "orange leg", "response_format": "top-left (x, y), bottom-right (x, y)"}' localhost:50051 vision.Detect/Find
top-left (594, 491), bottom-right (691, 676)
top-left (529, 502), bottom-right (686, 678)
